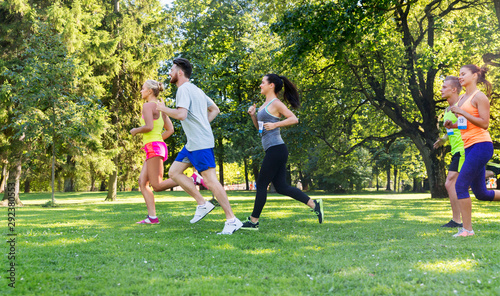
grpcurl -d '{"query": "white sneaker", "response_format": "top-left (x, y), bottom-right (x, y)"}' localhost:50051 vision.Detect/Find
top-left (453, 227), bottom-right (475, 237)
top-left (217, 218), bottom-right (243, 235)
top-left (190, 201), bottom-right (215, 224)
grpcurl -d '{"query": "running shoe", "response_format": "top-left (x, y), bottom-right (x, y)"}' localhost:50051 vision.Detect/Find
top-left (190, 201), bottom-right (215, 223)
top-left (441, 219), bottom-right (463, 228)
top-left (312, 199), bottom-right (324, 224)
top-left (217, 218), bottom-right (243, 235)
top-left (136, 216), bottom-right (159, 224)
top-left (453, 227), bottom-right (475, 237)
top-left (241, 217), bottom-right (259, 230)
top-left (209, 197), bottom-right (220, 207)
top-left (191, 171), bottom-right (208, 188)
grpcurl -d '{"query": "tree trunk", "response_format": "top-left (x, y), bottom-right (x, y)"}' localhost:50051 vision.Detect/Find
top-left (106, 170), bottom-right (118, 201)
top-left (57, 177), bottom-right (62, 192)
top-left (24, 177), bottom-right (30, 193)
top-left (90, 175), bottom-right (96, 192)
top-left (64, 155), bottom-right (75, 192)
top-left (217, 137), bottom-right (224, 186)
top-left (416, 143), bottom-right (447, 198)
top-left (0, 163), bottom-right (8, 193)
top-left (64, 179), bottom-right (74, 192)
top-left (90, 162), bottom-right (96, 191)
top-left (100, 180), bottom-right (106, 191)
top-left (413, 177), bottom-right (423, 193)
top-left (106, 155), bottom-right (119, 201)
top-left (244, 157), bottom-right (249, 190)
top-left (56, 167), bottom-right (63, 192)
top-left (252, 156), bottom-right (260, 183)
top-left (2, 158), bottom-right (23, 206)
top-left (298, 169), bottom-right (310, 191)
top-left (494, 0), bottom-right (500, 27)
top-left (385, 167), bottom-right (391, 191)
top-left (393, 166), bottom-right (398, 193)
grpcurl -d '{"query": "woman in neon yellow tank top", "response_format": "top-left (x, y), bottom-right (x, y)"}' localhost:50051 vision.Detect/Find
top-left (130, 79), bottom-right (177, 224)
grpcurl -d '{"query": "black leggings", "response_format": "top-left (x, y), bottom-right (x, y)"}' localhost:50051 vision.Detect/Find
top-left (251, 144), bottom-right (311, 218)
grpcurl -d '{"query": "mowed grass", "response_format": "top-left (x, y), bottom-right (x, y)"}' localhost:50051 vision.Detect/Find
top-left (3, 191), bottom-right (500, 295)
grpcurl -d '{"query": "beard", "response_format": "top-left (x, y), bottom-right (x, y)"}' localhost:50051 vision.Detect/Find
top-left (169, 74), bottom-right (178, 84)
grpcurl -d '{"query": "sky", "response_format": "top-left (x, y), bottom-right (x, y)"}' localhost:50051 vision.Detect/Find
top-left (159, 0), bottom-right (173, 7)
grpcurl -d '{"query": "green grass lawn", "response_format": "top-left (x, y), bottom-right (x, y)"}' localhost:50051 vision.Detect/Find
top-left (3, 190), bottom-right (500, 295)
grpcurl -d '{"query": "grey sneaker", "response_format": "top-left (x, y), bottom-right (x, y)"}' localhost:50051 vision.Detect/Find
top-left (313, 199), bottom-right (324, 224)
top-left (241, 217), bottom-right (259, 230)
top-left (190, 201), bottom-right (215, 224)
top-left (217, 218), bottom-right (243, 235)
top-left (441, 219), bottom-right (463, 228)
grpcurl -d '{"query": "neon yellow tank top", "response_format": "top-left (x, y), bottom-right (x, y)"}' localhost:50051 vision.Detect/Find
top-left (443, 106), bottom-right (465, 155)
top-left (140, 115), bottom-right (164, 145)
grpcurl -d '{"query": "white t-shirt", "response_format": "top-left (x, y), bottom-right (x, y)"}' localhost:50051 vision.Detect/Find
top-left (175, 82), bottom-right (215, 151)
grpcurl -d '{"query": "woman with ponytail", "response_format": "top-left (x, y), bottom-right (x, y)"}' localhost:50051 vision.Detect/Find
top-left (242, 74), bottom-right (324, 230)
top-left (130, 79), bottom-right (178, 224)
top-left (445, 65), bottom-right (500, 237)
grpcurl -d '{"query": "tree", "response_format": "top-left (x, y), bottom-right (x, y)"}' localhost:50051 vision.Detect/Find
top-left (99, 0), bottom-right (175, 201)
top-left (1, 18), bottom-right (108, 205)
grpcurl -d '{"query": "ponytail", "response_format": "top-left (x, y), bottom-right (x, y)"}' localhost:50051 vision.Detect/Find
top-left (462, 64), bottom-right (492, 97)
top-left (144, 79), bottom-right (164, 97)
top-left (478, 66), bottom-right (492, 98)
top-left (265, 74), bottom-right (300, 109)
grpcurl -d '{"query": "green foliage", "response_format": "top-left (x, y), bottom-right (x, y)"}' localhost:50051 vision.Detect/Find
top-left (272, 0), bottom-right (397, 61)
top-left (221, 161), bottom-right (247, 185)
top-left (2, 21), bottom-right (107, 155)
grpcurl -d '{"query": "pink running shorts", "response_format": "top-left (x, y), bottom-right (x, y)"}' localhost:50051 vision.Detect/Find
top-left (143, 141), bottom-right (168, 162)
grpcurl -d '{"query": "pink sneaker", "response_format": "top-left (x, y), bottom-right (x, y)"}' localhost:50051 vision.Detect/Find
top-left (453, 227), bottom-right (474, 237)
top-left (136, 216), bottom-right (159, 224)
top-left (191, 172), bottom-right (208, 188)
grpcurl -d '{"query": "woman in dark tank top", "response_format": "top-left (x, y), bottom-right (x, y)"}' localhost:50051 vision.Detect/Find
top-left (241, 74), bottom-right (324, 230)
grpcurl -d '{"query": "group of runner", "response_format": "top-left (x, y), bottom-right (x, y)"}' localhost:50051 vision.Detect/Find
top-left (130, 58), bottom-right (324, 234)
top-left (435, 64), bottom-right (499, 237)
top-left (131, 58), bottom-right (496, 237)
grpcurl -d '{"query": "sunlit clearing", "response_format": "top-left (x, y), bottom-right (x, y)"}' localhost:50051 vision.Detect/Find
top-left (337, 266), bottom-right (368, 277)
top-left (303, 245), bottom-right (324, 251)
top-left (25, 219), bottom-right (101, 229)
top-left (35, 237), bottom-right (95, 247)
top-left (474, 212), bottom-right (500, 221)
top-left (213, 243), bottom-right (236, 250)
top-left (244, 249), bottom-right (277, 255)
top-left (417, 259), bottom-right (477, 273)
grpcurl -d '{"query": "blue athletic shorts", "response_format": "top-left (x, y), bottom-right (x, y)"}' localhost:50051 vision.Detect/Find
top-left (175, 146), bottom-right (216, 173)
